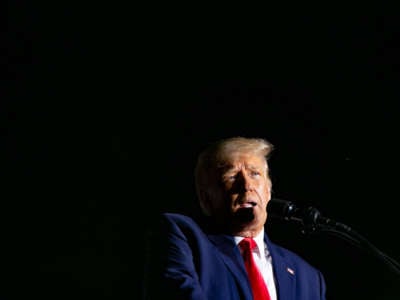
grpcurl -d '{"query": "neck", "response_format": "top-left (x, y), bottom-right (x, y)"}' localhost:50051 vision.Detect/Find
top-left (219, 219), bottom-right (264, 237)
top-left (232, 226), bottom-right (263, 238)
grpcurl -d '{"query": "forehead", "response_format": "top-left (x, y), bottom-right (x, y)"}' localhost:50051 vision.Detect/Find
top-left (218, 153), bottom-right (267, 171)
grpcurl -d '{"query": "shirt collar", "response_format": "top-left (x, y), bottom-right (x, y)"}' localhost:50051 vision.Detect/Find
top-left (234, 227), bottom-right (265, 254)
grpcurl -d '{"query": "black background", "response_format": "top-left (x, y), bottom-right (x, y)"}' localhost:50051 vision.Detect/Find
top-left (3, 5), bottom-right (400, 299)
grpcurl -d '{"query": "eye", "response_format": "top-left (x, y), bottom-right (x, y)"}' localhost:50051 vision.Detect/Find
top-left (250, 171), bottom-right (260, 177)
top-left (222, 173), bottom-right (237, 182)
top-left (227, 175), bottom-right (237, 181)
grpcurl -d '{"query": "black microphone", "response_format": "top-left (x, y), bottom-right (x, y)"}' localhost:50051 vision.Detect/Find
top-left (267, 198), bottom-right (351, 232)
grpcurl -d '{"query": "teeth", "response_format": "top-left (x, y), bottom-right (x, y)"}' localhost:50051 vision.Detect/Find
top-left (241, 203), bottom-right (253, 208)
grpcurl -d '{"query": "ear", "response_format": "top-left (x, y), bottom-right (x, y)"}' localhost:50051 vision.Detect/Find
top-left (199, 189), bottom-right (212, 216)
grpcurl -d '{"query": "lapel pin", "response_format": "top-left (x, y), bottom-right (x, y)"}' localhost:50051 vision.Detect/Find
top-left (286, 267), bottom-right (295, 275)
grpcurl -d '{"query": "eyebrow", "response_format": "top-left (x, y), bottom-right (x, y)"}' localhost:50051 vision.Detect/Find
top-left (246, 165), bottom-right (260, 171)
top-left (220, 164), bottom-right (262, 174)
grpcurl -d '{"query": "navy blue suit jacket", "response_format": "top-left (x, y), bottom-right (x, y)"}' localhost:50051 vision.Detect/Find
top-left (143, 212), bottom-right (326, 300)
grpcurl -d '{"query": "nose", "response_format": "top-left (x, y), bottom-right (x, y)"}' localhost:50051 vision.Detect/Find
top-left (236, 171), bottom-right (253, 191)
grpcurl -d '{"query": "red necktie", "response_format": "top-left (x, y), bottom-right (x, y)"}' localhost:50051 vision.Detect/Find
top-left (239, 237), bottom-right (271, 300)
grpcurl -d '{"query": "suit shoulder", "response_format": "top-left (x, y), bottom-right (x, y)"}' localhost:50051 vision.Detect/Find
top-left (160, 212), bottom-right (205, 232)
top-left (161, 212), bottom-right (197, 225)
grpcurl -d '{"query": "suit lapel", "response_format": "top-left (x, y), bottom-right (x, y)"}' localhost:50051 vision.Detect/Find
top-left (207, 234), bottom-right (253, 300)
top-left (265, 235), bottom-right (296, 300)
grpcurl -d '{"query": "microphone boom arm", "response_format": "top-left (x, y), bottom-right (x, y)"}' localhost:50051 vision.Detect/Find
top-left (267, 198), bottom-right (400, 277)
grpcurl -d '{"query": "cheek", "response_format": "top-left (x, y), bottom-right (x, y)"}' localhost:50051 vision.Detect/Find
top-left (266, 186), bottom-right (271, 200)
top-left (212, 187), bottom-right (232, 207)
top-left (264, 178), bottom-right (272, 197)
top-left (258, 185), bottom-right (271, 204)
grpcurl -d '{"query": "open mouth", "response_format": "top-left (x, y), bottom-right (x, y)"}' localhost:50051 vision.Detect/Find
top-left (235, 203), bottom-right (256, 222)
top-left (238, 201), bottom-right (257, 208)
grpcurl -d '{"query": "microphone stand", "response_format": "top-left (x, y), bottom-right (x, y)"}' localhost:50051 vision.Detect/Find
top-left (298, 207), bottom-right (400, 277)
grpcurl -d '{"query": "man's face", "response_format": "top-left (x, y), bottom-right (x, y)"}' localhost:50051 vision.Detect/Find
top-left (210, 153), bottom-right (271, 234)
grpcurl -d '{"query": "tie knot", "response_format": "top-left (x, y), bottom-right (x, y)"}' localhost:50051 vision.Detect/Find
top-left (239, 237), bottom-right (257, 251)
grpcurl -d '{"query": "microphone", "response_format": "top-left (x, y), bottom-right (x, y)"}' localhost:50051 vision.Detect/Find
top-left (267, 198), bottom-right (351, 232)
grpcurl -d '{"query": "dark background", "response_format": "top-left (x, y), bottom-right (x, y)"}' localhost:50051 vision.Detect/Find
top-left (3, 5), bottom-right (400, 299)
